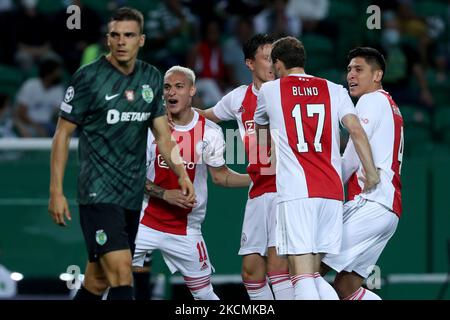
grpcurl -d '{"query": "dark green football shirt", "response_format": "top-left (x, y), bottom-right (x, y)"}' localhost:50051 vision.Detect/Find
top-left (60, 56), bottom-right (165, 210)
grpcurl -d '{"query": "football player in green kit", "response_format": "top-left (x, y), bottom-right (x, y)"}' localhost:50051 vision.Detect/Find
top-left (48, 7), bottom-right (195, 300)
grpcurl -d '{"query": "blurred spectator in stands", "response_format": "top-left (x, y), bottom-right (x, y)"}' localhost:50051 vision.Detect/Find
top-left (14, 0), bottom-right (53, 71)
top-left (50, 0), bottom-right (103, 74)
top-left (378, 11), bottom-right (434, 109)
top-left (374, 0), bottom-right (441, 67)
top-left (79, 24), bottom-right (108, 67)
top-left (253, 0), bottom-right (301, 39)
top-left (14, 56), bottom-right (64, 137)
top-left (0, 93), bottom-right (23, 138)
top-left (144, 0), bottom-right (197, 70)
top-left (220, 0), bottom-right (264, 18)
top-left (187, 19), bottom-right (229, 107)
top-left (0, 93), bottom-right (26, 161)
top-left (222, 17), bottom-right (254, 87)
top-left (183, 0), bottom-right (217, 28)
top-left (0, 0), bottom-right (12, 12)
top-left (287, 0), bottom-right (337, 40)
top-left (433, 53), bottom-right (449, 84)
top-left (0, 2), bottom-right (16, 65)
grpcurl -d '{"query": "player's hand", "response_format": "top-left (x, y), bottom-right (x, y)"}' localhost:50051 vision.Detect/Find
top-left (48, 193), bottom-right (72, 227)
top-left (163, 189), bottom-right (196, 209)
top-left (361, 168), bottom-right (380, 193)
top-left (178, 175), bottom-right (196, 203)
top-left (166, 108), bottom-right (175, 129)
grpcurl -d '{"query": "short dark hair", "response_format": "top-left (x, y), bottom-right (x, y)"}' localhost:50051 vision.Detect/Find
top-left (348, 47), bottom-right (386, 78)
top-left (110, 7), bottom-right (144, 34)
top-left (271, 36), bottom-right (306, 69)
top-left (243, 34), bottom-right (274, 60)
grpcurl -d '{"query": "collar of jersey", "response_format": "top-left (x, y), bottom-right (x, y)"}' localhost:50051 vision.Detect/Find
top-left (173, 110), bottom-right (199, 132)
top-left (251, 83), bottom-right (259, 96)
top-left (287, 73), bottom-right (313, 77)
top-left (102, 55), bottom-right (139, 77)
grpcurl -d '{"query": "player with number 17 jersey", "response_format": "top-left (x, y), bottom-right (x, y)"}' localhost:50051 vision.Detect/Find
top-left (255, 74), bottom-right (356, 203)
top-left (255, 73), bottom-right (356, 257)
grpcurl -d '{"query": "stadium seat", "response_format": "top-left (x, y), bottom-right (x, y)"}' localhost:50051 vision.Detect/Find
top-left (405, 126), bottom-right (433, 157)
top-left (328, 0), bottom-right (358, 20)
top-left (426, 70), bottom-right (450, 107)
top-left (414, 0), bottom-right (449, 20)
top-left (82, 0), bottom-right (110, 20)
top-left (0, 64), bottom-right (25, 98)
top-left (37, 0), bottom-right (64, 13)
top-left (126, 0), bottom-right (162, 13)
top-left (401, 105), bottom-right (433, 156)
top-left (301, 34), bottom-right (334, 73)
top-left (433, 108), bottom-right (450, 145)
top-left (315, 68), bottom-right (346, 85)
top-left (401, 105), bottom-right (431, 124)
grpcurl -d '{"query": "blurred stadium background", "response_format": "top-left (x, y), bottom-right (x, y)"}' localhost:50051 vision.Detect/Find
top-left (0, 0), bottom-right (449, 300)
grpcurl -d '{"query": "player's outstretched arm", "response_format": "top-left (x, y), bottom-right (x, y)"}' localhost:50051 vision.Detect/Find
top-left (194, 107), bottom-right (222, 123)
top-left (144, 179), bottom-right (195, 209)
top-left (151, 115), bottom-right (196, 202)
top-left (208, 165), bottom-right (251, 188)
top-left (342, 114), bottom-right (379, 192)
top-left (48, 117), bottom-right (77, 227)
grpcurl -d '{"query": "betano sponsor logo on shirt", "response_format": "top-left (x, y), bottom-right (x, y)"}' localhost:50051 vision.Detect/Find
top-left (106, 109), bottom-right (151, 124)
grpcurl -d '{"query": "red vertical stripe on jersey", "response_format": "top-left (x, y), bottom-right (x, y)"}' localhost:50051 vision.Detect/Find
top-left (347, 172), bottom-right (362, 201)
top-left (380, 91), bottom-right (403, 217)
top-left (141, 116), bottom-right (206, 235)
top-left (240, 85), bottom-right (276, 198)
top-left (279, 76), bottom-right (343, 200)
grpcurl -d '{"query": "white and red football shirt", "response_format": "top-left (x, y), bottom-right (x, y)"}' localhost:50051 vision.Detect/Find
top-left (140, 111), bottom-right (225, 235)
top-left (254, 74), bottom-right (356, 202)
top-left (343, 90), bottom-right (403, 217)
top-left (212, 84), bottom-right (276, 199)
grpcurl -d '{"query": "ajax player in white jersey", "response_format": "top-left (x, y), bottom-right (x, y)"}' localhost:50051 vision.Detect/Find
top-left (198, 34), bottom-right (294, 300)
top-left (322, 47), bottom-right (404, 300)
top-left (133, 66), bottom-right (251, 300)
top-left (254, 37), bottom-right (380, 300)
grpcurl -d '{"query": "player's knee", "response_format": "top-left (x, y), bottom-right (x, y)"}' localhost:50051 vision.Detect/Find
top-left (241, 266), bottom-right (265, 282)
top-left (266, 256), bottom-right (289, 273)
top-left (105, 261), bottom-right (133, 286)
top-left (115, 265), bottom-right (133, 285)
top-left (241, 255), bottom-right (266, 281)
top-left (84, 274), bottom-right (109, 295)
top-left (333, 274), bottom-right (360, 299)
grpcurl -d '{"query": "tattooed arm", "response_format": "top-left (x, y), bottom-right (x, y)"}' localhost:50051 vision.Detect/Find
top-left (144, 179), bottom-right (195, 209)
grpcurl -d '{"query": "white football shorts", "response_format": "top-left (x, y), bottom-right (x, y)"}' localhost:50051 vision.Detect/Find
top-left (133, 224), bottom-right (214, 278)
top-left (276, 198), bottom-right (343, 255)
top-left (238, 192), bottom-right (277, 256)
top-left (322, 196), bottom-right (398, 278)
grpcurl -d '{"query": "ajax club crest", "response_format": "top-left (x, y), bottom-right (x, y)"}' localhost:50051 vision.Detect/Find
top-left (142, 85), bottom-right (154, 103)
